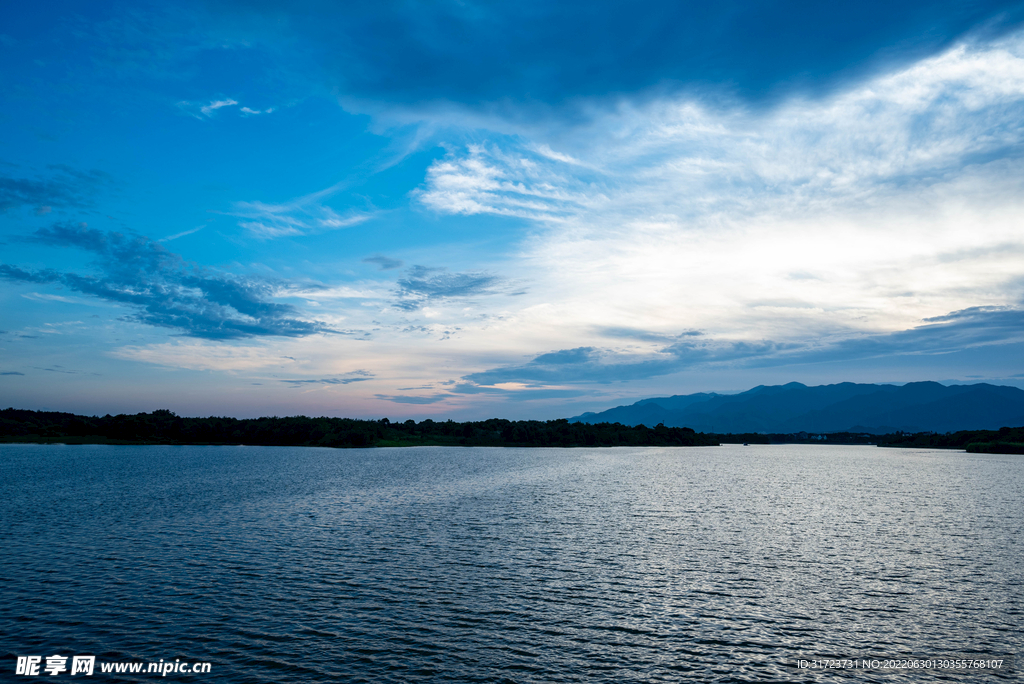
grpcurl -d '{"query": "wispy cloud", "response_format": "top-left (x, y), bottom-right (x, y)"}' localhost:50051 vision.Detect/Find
top-left (597, 327), bottom-right (704, 343)
top-left (449, 383), bottom-right (590, 401)
top-left (374, 393), bottom-right (450, 404)
top-left (282, 370), bottom-right (374, 386)
top-left (34, 365), bottom-right (98, 376)
top-left (0, 165), bottom-right (111, 212)
top-left (394, 265), bottom-right (503, 310)
top-left (177, 99), bottom-right (276, 120)
top-left (1, 223), bottom-right (334, 339)
top-left (415, 143), bottom-right (603, 221)
top-left (201, 98), bottom-right (237, 115)
top-left (229, 184), bottom-right (374, 238)
top-left (177, 98), bottom-right (234, 118)
top-left (363, 255), bottom-right (403, 270)
top-left (111, 341), bottom-right (302, 371)
top-left (21, 292), bottom-right (103, 306)
top-left (159, 225), bottom-right (204, 242)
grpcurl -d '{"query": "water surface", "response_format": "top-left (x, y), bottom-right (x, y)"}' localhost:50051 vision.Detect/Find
top-left (1, 444), bottom-right (1020, 681)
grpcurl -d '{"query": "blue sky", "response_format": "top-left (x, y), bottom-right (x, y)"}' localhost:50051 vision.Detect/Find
top-left (3, 0), bottom-right (1024, 420)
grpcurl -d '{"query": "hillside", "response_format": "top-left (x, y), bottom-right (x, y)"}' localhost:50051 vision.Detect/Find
top-left (569, 382), bottom-right (1024, 434)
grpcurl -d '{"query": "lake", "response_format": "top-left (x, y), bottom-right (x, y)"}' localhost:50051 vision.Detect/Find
top-left (1, 444), bottom-right (1019, 681)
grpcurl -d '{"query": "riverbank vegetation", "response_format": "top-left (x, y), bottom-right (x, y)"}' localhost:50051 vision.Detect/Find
top-left (876, 426), bottom-right (1024, 454)
top-left (2, 408), bottom-right (1022, 452)
top-left (0, 408), bottom-right (716, 448)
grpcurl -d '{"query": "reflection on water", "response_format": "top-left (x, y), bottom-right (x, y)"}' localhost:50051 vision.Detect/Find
top-left (1, 444), bottom-right (1020, 682)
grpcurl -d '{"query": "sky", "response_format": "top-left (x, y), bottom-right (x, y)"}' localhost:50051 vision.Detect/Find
top-left (2, 0), bottom-right (1024, 420)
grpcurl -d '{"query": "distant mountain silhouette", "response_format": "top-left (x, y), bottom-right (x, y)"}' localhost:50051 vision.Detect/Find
top-left (569, 382), bottom-right (1024, 433)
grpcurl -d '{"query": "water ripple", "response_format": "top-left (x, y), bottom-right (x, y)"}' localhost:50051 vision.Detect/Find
top-left (1, 444), bottom-right (1020, 682)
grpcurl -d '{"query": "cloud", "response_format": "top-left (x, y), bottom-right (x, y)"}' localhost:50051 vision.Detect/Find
top-left (363, 255), bottom-right (403, 270)
top-left (531, 347), bottom-right (595, 365)
top-left (1, 223), bottom-right (333, 339)
top-left (111, 341), bottom-right (301, 371)
top-left (261, 1), bottom-right (1024, 112)
top-left (159, 225), bottom-right (204, 242)
top-left (403, 34), bottom-right (1024, 365)
top-left (394, 265), bottom-right (503, 310)
top-left (282, 377), bottom-right (372, 385)
top-left (0, 165), bottom-right (111, 212)
top-left (415, 144), bottom-right (601, 221)
top-left (465, 305), bottom-right (1024, 386)
top-left (531, 143), bottom-right (584, 165)
top-left (808, 306), bottom-right (1024, 361)
top-left (201, 98), bottom-right (237, 115)
top-left (177, 98), bottom-right (239, 118)
top-left (422, 35), bottom-right (1024, 225)
top-left (449, 383), bottom-right (591, 401)
top-left (229, 193), bottom-right (374, 239)
top-left (0, 265), bottom-right (60, 283)
top-left (1, 371), bottom-right (25, 376)
top-left (282, 371), bottom-right (374, 386)
top-left (374, 393), bottom-right (450, 404)
top-left (288, 283), bottom-right (390, 301)
top-left (36, 366), bottom-right (94, 375)
top-left (465, 345), bottom-right (694, 385)
top-left (598, 327), bottom-right (704, 342)
top-left (21, 292), bottom-right (103, 306)
top-left (176, 99), bottom-right (276, 120)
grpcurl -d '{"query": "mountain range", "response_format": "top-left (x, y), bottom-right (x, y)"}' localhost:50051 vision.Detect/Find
top-left (568, 382), bottom-right (1024, 434)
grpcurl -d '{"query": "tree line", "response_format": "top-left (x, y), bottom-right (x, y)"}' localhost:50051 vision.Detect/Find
top-left (2, 408), bottom-right (1022, 452)
top-left (874, 426), bottom-right (1024, 453)
top-left (0, 408), bottom-right (716, 448)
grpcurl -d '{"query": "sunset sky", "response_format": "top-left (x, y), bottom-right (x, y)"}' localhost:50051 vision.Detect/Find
top-left (3, 0), bottom-right (1024, 420)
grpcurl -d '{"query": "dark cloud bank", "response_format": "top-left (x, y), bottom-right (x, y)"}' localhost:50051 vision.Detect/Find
top-left (218, 0), bottom-right (1024, 109)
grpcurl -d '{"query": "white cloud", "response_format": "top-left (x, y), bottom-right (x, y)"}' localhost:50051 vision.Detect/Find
top-left (177, 98), bottom-right (275, 120)
top-left (287, 284), bottom-right (392, 300)
top-left (230, 192), bottom-right (374, 239)
top-left (415, 143), bottom-right (605, 220)
top-left (200, 98), bottom-right (238, 116)
top-left (530, 143), bottom-right (585, 166)
top-left (111, 341), bottom-right (300, 371)
top-left (159, 225), bottom-right (204, 241)
top-left (414, 33), bottom-right (1024, 352)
